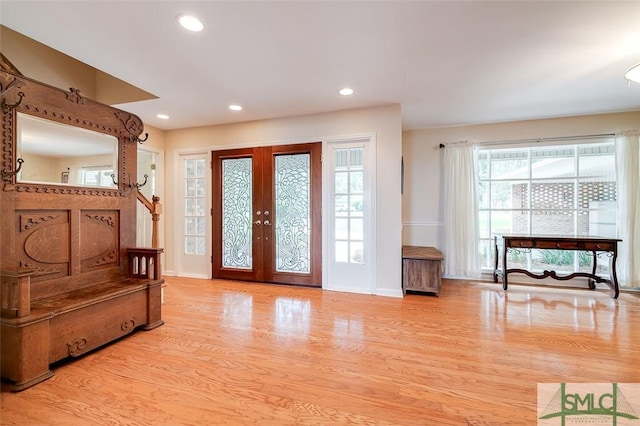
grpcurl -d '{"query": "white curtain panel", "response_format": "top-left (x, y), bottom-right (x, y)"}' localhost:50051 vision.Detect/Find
top-left (615, 130), bottom-right (640, 288)
top-left (442, 142), bottom-right (480, 278)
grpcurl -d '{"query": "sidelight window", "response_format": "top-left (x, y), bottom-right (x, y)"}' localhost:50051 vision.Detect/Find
top-left (334, 148), bottom-right (365, 264)
top-left (184, 157), bottom-right (206, 256)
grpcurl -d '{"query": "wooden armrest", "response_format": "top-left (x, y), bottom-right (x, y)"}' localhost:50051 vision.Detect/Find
top-left (1, 268), bottom-right (35, 318)
top-left (127, 248), bottom-right (164, 280)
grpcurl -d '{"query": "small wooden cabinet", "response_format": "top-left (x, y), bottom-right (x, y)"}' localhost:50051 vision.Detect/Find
top-left (402, 246), bottom-right (444, 296)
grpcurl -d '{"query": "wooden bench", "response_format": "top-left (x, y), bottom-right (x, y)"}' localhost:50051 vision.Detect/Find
top-left (0, 68), bottom-right (165, 391)
top-left (1, 249), bottom-right (164, 391)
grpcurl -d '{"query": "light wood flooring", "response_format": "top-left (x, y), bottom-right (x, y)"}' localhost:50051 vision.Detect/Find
top-left (1, 277), bottom-right (639, 425)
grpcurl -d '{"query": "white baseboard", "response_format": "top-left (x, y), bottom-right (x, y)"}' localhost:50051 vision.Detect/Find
top-left (376, 288), bottom-right (404, 298)
top-left (163, 271), bottom-right (211, 280)
top-left (175, 273), bottom-right (210, 279)
top-left (323, 285), bottom-right (373, 295)
top-left (323, 285), bottom-right (403, 298)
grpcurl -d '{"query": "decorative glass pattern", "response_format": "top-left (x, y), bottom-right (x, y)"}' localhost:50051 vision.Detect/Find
top-left (222, 158), bottom-right (252, 269)
top-left (275, 154), bottom-right (311, 274)
top-left (334, 148), bottom-right (364, 264)
top-left (184, 158), bottom-right (206, 255)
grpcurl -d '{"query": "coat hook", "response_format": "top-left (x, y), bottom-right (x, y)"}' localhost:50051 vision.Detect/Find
top-left (0, 76), bottom-right (25, 113)
top-left (1, 158), bottom-right (24, 182)
top-left (130, 133), bottom-right (149, 144)
top-left (110, 173), bottom-right (119, 187)
top-left (131, 174), bottom-right (148, 190)
top-left (1, 91), bottom-right (24, 113)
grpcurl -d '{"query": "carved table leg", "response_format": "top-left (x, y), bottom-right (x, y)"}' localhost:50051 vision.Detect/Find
top-left (502, 244), bottom-right (509, 290)
top-left (493, 237), bottom-right (499, 283)
top-left (588, 250), bottom-right (597, 290)
top-left (610, 251), bottom-right (620, 299)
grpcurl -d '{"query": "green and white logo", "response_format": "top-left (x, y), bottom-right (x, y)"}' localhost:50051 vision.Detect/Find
top-left (538, 383), bottom-right (640, 425)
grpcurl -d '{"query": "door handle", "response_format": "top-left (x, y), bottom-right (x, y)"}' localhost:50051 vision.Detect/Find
top-left (264, 220), bottom-right (271, 226)
top-left (254, 220), bottom-right (262, 225)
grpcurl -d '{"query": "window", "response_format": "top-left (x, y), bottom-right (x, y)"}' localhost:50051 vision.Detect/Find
top-left (184, 158), bottom-right (206, 255)
top-left (478, 141), bottom-right (617, 274)
top-left (333, 148), bottom-right (365, 264)
top-left (80, 166), bottom-right (114, 187)
top-left (325, 137), bottom-right (375, 294)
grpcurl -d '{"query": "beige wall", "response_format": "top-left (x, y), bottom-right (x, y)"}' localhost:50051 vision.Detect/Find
top-left (19, 153), bottom-right (61, 183)
top-left (1, 25), bottom-right (155, 105)
top-left (142, 124), bottom-right (167, 152)
top-left (1, 25), bottom-right (97, 98)
top-left (164, 104), bottom-right (403, 295)
top-left (402, 110), bottom-right (640, 249)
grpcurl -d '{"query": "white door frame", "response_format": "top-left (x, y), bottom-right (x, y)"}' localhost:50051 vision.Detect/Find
top-left (171, 133), bottom-right (377, 288)
top-left (173, 149), bottom-right (211, 279)
top-left (322, 133), bottom-right (377, 294)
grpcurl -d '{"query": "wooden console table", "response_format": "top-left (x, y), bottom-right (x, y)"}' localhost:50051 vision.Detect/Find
top-left (493, 235), bottom-right (621, 299)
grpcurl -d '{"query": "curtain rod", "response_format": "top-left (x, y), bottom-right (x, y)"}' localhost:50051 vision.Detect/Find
top-left (438, 132), bottom-right (616, 149)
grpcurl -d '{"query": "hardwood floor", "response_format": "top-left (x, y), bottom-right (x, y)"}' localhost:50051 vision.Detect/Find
top-left (1, 277), bottom-right (639, 425)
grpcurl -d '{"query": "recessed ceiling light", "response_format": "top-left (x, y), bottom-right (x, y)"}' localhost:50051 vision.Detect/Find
top-left (156, 114), bottom-right (170, 120)
top-left (177, 14), bottom-right (204, 32)
top-left (339, 87), bottom-right (354, 96)
top-left (229, 104), bottom-right (243, 111)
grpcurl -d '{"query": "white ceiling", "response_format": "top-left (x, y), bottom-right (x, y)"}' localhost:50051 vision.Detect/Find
top-left (2, 1), bottom-right (640, 132)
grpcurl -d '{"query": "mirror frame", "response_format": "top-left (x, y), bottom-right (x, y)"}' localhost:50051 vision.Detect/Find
top-left (1, 69), bottom-right (145, 196)
top-left (16, 111), bottom-right (121, 189)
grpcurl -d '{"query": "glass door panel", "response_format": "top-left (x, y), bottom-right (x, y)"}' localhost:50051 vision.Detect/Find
top-left (221, 158), bottom-right (253, 269)
top-left (212, 143), bottom-right (321, 286)
top-left (274, 153), bottom-right (311, 274)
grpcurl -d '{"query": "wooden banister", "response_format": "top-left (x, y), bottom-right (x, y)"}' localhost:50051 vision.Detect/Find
top-left (136, 191), bottom-right (162, 248)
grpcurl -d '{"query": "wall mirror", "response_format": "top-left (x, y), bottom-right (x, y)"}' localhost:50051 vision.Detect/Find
top-left (16, 112), bottom-right (119, 188)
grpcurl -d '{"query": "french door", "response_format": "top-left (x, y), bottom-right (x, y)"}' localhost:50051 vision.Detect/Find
top-left (212, 143), bottom-right (322, 286)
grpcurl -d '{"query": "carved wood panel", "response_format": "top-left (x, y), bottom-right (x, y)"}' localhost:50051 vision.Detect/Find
top-left (80, 210), bottom-right (119, 273)
top-left (16, 210), bottom-right (70, 281)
